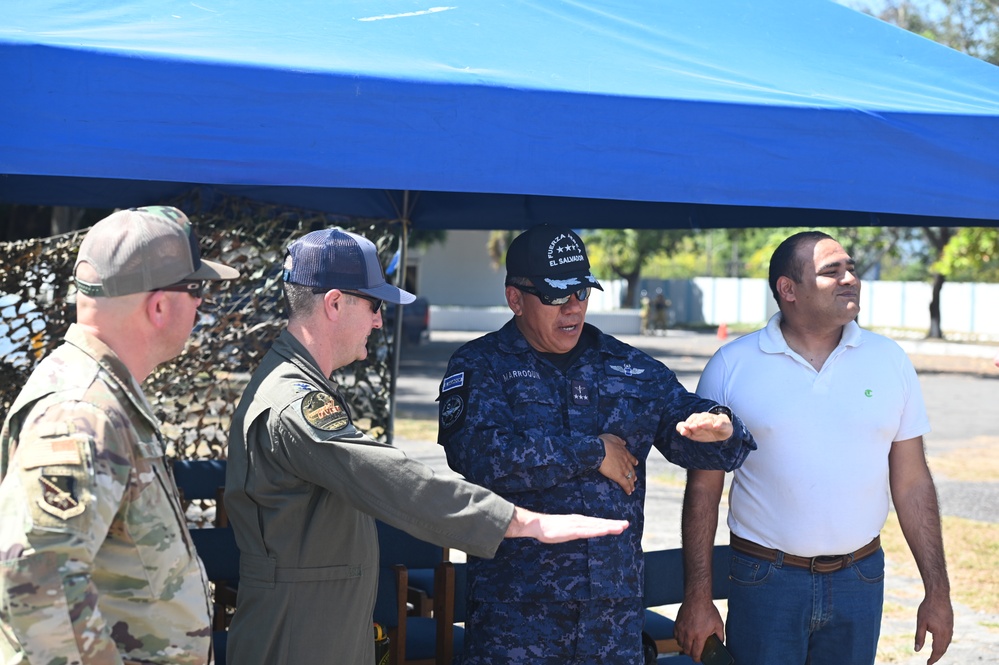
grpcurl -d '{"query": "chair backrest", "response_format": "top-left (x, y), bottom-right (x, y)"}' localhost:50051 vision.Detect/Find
top-left (375, 520), bottom-right (446, 569)
top-left (643, 545), bottom-right (732, 607)
top-left (173, 459), bottom-right (227, 501)
top-left (642, 548), bottom-right (686, 607)
top-left (173, 459), bottom-right (228, 526)
top-left (189, 527), bottom-right (240, 583)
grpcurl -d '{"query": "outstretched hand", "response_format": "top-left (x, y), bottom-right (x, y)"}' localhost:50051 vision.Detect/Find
top-left (676, 412), bottom-right (733, 442)
top-left (506, 507), bottom-right (629, 543)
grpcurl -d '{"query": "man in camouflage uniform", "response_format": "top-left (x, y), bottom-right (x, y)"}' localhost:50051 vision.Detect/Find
top-left (0, 207), bottom-right (239, 664)
top-left (224, 228), bottom-right (628, 665)
top-left (437, 225), bottom-right (757, 665)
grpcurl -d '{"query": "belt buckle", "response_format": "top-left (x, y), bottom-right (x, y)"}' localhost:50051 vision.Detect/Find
top-left (809, 555), bottom-right (843, 573)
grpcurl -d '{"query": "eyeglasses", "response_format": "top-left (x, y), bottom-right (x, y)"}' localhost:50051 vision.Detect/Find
top-left (508, 283), bottom-right (590, 306)
top-left (344, 291), bottom-right (383, 313)
top-left (156, 281), bottom-right (204, 298)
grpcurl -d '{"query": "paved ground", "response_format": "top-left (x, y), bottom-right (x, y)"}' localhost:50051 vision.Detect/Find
top-left (393, 328), bottom-right (999, 664)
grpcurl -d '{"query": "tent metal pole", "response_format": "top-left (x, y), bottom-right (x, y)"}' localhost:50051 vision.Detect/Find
top-left (387, 191), bottom-right (411, 445)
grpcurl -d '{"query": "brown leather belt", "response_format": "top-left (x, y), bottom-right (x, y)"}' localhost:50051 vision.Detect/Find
top-left (730, 533), bottom-right (881, 574)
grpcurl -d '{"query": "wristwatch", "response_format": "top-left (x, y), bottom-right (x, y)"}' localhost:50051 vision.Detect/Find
top-left (708, 405), bottom-right (733, 421)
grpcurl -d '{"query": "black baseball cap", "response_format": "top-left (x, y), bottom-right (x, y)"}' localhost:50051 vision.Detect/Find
top-left (506, 225), bottom-right (603, 300)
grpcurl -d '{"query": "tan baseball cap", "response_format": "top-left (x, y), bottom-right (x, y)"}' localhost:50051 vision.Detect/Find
top-left (74, 206), bottom-right (239, 297)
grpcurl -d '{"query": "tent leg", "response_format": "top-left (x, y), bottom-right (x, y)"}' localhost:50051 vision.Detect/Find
top-left (387, 207), bottom-right (410, 445)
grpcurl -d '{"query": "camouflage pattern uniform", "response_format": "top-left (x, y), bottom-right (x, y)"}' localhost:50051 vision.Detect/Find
top-left (224, 330), bottom-right (514, 665)
top-left (438, 321), bottom-right (756, 664)
top-left (0, 324), bottom-right (213, 665)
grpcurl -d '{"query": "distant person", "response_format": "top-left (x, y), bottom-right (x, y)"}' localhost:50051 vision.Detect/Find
top-left (0, 206), bottom-right (240, 664)
top-left (639, 290), bottom-right (651, 334)
top-left (675, 231), bottom-right (953, 665)
top-left (437, 225), bottom-right (756, 664)
top-left (223, 228), bottom-right (629, 665)
top-left (651, 290), bottom-right (670, 334)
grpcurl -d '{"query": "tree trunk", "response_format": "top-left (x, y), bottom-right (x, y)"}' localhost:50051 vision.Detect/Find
top-left (921, 226), bottom-right (953, 340)
top-left (928, 272), bottom-right (945, 339)
top-left (624, 271), bottom-right (640, 308)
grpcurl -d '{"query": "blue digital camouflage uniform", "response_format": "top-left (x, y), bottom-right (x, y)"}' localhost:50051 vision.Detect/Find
top-left (438, 321), bottom-right (756, 664)
top-left (0, 324), bottom-right (213, 665)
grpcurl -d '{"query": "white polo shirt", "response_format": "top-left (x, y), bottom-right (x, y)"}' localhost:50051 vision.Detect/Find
top-left (697, 313), bottom-right (930, 557)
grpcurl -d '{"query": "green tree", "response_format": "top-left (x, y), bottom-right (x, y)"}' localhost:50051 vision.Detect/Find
top-left (933, 227), bottom-right (999, 281)
top-left (583, 229), bottom-right (688, 307)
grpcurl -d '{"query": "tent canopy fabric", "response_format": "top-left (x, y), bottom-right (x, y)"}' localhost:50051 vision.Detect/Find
top-left (2, 0), bottom-right (998, 229)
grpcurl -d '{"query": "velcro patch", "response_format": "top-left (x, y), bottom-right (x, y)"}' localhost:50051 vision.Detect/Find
top-left (302, 391), bottom-right (350, 432)
top-left (442, 372), bottom-right (465, 392)
top-left (38, 474), bottom-right (85, 520)
top-left (20, 436), bottom-right (84, 469)
top-left (439, 392), bottom-right (466, 432)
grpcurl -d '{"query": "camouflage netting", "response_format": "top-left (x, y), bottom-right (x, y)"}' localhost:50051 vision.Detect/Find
top-left (0, 194), bottom-right (406, 462)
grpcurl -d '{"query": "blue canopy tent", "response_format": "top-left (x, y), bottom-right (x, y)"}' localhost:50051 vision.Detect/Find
top-left (2, 0), bottom-right (999, 230)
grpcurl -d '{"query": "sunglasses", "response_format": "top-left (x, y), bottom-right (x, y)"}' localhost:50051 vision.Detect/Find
top-left (508, 283), bottom-right (590, 306)
top-left (313, 287), bottom-right (383, 313)
top-left (156, 280), bottom-right (204, 298)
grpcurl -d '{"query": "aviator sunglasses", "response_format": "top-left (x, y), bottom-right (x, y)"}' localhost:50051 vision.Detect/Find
top-left (507, 282), bottom-right (590, 306)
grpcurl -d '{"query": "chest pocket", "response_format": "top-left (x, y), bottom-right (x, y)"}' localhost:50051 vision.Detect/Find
top-left (108, 440), bottom-right (194, 599)
top-left (508, 382), bottom-right (560, 425)
top-left (601, 360), bottom-right (657, 437)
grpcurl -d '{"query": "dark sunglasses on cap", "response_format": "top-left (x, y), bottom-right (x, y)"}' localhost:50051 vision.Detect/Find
top-left (507, 282), bottom-right (590, 306)
top-left (156, 280), bottom-right (204, 298)
top-left (313, 287), bottom-right (383, 313)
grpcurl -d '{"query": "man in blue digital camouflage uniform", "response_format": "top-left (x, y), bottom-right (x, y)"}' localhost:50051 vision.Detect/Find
top-left (438, 225), bottom-right (757, 665)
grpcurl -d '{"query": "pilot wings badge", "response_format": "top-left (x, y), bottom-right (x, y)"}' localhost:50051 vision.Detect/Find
top-left (609, 363), bottom-right (645, 377)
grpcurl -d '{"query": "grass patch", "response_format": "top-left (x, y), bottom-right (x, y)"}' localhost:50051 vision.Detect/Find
top-left (393, 417), bottom-right (440, 442)
top-left (876, 633), bottom-right (918, 663)
top-left (882, 511), bottom-right (999, 617)
top-left (927, 441), bottom-right (999, 482)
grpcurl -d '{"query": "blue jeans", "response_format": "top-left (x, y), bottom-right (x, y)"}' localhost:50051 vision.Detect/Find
top-left (725, 547), bottom-right (885, 665)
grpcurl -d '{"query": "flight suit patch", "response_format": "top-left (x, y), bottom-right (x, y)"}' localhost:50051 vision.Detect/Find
top-left (301, 391), bottom-right (350, 432)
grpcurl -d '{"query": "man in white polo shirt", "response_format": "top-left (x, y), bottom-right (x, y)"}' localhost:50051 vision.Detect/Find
top-left (674, 231), bottom-right (953, 665)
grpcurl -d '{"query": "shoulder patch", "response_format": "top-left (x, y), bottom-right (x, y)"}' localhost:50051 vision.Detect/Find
top-left (439, 392), bottom-right (465, 431)
top-left (442, 371), bottom-right (465, 392)
top-left (20, 435), bottom-right (85, 469)
top-left (38, 473), bottom-right (85, 520)
top-left (301, 391), bottom-right (350, 432)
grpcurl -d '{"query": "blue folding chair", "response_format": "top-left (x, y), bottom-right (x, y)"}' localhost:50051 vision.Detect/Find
top-left (174, 459), bottom-right (238, 663)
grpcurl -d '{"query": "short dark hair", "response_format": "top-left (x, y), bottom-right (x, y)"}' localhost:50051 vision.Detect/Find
top-left (768, 231), bottom-right (834, 303)
top-left (283, 281), bottom-right (320, 320)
